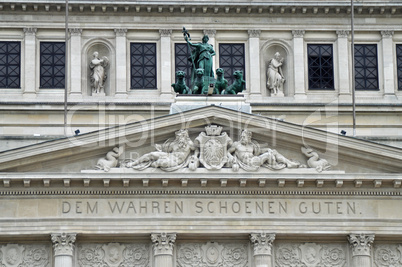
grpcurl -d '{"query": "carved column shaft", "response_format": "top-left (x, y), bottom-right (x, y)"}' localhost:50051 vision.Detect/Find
top-left (115, 28), bottom-right (128, 95)
top-left (23, 28), bottom-right (37, 95)
top-left (292, 30), bottom-right (306, 98)
top-left (51, 233), bottom-right (76, 267)
top-left (336, 30), bottom-right (350, 97)
top-left (348, 234), bottom-right (374, 267)
top-left (159, 30), bottom-right (173, 97)
top-left (248, 30), bottom-right (261, 95)
top-left (69, 28), bottom-right (82, 95)
top-left (381, 31), bottom-right (395, 96)
top-left (250, 233), bottom-right (275, 267)
top-left (151, 233), bottom-right (176, 267)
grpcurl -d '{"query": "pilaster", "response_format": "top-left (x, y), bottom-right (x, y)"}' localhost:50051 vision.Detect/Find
top-left (23, 27), bottom-right (37, 96)
top-left (159, 29), bottom-right (173, 100)
top-left (115, 28), bottom-right (128, 95)
top-left (292, 30), bottom-right (306, 99)
top-left (250, 233), bottom-right (275, 267)
top-left (381, 30), bottom-right (396, 97)
top-left (348, 234), bottom-right (375, 267)
top-left (248, 30), bottom-right (262, 96)
top-left (336, 30), bottom-right (351, 100)
top-left (151, 233), bottom-right (176, 267)
top-left (69, 28), bottom-right (82, 95)
top-left (51, 233), bottom-right (77, 267)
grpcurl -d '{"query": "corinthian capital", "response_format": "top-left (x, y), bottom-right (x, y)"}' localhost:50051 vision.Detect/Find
top-left (348, 234), bottom-right (375, 257)
top-left (292, 30), bottom-right (305, 38)
top-left (51, 233), bottom-right (77, 256)
top-left (250, 233), bottom-right (275, 256)
top-left (159, 29), bottom-right (172, 37)
top-left (248, 30), bottom-right (261, 38)
top-left (69, 28), bottom-right (82, 36)
top-left (336, 30), bottom-right (349, 38)
top-left (114, 28), bottom-right (127, 37)
top-left (381, 30), bottom-right (394, 38)
top-left (204, 29), bottom-right (216, 37)
top-left (23, 27), bottom-right (37, 36)
top-left (151, 233), bottom-right (176, 256)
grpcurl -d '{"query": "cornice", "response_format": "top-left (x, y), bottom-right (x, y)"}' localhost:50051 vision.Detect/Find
top-left (0, 2), bottom-right (401, 16)
top-left (0, 172), bottom-right (400, 195)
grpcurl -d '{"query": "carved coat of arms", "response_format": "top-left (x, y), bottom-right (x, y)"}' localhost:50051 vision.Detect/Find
top-left (195, 125), bottom-right (232, 170)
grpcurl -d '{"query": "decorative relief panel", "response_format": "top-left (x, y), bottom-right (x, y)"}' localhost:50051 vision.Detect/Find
top-left (374, 244), bottom-right (402, 267)
top-left (0, 244), bottom-right (50, 267)
top-left (77, 242), bottom-right (150, 267)
top-left (177, 241), bottom-right (249, 267)
top-left (275, 243), bottom-right (346, 267)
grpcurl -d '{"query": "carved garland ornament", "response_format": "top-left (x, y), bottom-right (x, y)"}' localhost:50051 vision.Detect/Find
top-left (177, 242), bottom-right (248, 267)
top-left (77, 243), bottom-right (149, 267)
top-left (275, 243), bottom-right (346, 267)
top-left (374, 244), bottom-right (402, 267)
top-left (0, 244), bottom-right (50, 267)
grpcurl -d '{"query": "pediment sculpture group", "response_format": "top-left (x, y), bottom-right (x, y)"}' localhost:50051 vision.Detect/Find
top-left (95, 125), bottom-right (331, 173)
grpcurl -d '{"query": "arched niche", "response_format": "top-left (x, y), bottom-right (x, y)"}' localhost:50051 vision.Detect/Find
top-left (261, 41), bottom-right (293, 97)
top-left (82, 39), bottom-right (114, 96)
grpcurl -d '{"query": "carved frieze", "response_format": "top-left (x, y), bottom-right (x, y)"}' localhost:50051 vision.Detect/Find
top-left (275, 243), bottom-right (346, 267)
top-left (0, 244), bottom-right (50, 267)
top-left (374, 244), bottom-right (402, 267)
top-left (177, 241), bottom-right (248, 267)
top-left (77, 243), bottom-right (149, 267)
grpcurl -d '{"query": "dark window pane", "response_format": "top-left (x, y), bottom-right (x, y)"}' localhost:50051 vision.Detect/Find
top-left (354, 44), bottom-right (379, 90)
top-left (130, 43), bottom-right (157, 89)
top-left (219, 43), bottom-right (245, 85)
top-left (0, 41), bottom-right (21, 88)
top-left (308, 44), bottom-right (334, 90)
top-left (40, 42), bottom-right (65, 88)
top-left (397, 44), bottom-right (402, 90)
top-left (174, 43), bottom-right (193, 86)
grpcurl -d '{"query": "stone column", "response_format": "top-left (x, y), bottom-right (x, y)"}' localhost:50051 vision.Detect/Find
top-left (51, 233), bottom-right (77, 267)
top-left (115, 28), bottom-right (128, 96)
top-left (23, 27), bottom-right (37, 96)
top-left (292, 30), bottom-right (306, 98)
top-left (336, 30), bottom-right (350, 99)
top-left (248, 30), bottom-right (262, 96)
top-left (204, 29), bottom-right (217, 72)
top-left (250, 233), bottom-right (275, 267)
top-left (159, 29), bottom-right (173, 99)
top-left (69, 28), bottom-right (82, 95)
top-left (381, 30), bottom-right (396, 97)
top-left (151, 233), bottom-right (176, 267)
top-left (348, 234), bottom-right (375, 267)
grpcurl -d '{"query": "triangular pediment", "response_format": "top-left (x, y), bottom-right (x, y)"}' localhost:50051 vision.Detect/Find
top-left (0, 106), bottom-right (401, 174)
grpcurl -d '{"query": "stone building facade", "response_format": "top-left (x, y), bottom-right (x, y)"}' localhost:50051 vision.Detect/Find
top-left (0, 1), bottom-right (401, 267)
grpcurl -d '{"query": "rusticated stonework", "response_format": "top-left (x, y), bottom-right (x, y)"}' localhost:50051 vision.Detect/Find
top-left (275, 242), bottom-right (346, 267)
top-left (0, 244), bottom-right (50, 267)
top-left (374, 244), bottom-right (402, 267)
top-left (177, 241), bottom-right (248, 267)
top-left (77, 242), bottom-right (149, 267)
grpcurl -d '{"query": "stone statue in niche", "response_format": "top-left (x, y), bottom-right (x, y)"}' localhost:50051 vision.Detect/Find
top-left (89, 51), bottom-right (109, 94)
top-left (301, 146), bottom-right (331, 172)
top-left (123, 129), bottom-right (199, 171)
top-left (227, 129), bottom-right (300, 171)
top-left (266, 52), bottom-right (285, 96)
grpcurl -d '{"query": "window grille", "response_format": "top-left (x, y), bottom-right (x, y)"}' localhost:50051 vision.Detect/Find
top-left (397, 44), bottom-right (402, 90)
top-left (40, 42), bottom-right (65, 88)
top-left (174, 43), bottom-right (193, 86)
top-left (354, 44), bottom-right (379, 90)
top-left (0, 41), bottom-right (21, 88)
top-left (130, 43), bottom-right (157, 89)
top-left (219, 43), bottom-right (245, 85)
top-left (307, 44), bottom-right (334, 90)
